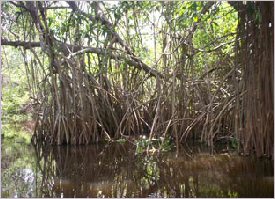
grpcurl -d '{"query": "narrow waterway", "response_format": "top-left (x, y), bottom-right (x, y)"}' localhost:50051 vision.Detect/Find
top-left (1, 139), bottom-right (274, 198)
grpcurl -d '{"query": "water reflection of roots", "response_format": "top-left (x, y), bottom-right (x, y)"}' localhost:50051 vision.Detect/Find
top-left (33, 141), bottom-right (273, 197)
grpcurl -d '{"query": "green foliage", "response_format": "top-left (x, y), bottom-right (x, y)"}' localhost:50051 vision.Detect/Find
top-left (229, 137), bottom-right (238, 149)
top-left (2, 86), bottom-right (30, 114)
top-left (114, 138), bottom-right (127, 144)
top-left (2, 124), bottom-right (32, 144)
top-left (193, 2), bottom-right (238, 57)
top-left (135, 136), bottom-right (174, 154)
top-left (2, 47), bottom-right (31, 124)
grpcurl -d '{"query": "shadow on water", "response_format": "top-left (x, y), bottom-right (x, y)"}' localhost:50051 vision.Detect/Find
top-left (1, 139), bottom-right (274, 198)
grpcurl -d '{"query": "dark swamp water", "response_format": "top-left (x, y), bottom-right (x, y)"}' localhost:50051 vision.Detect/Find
top-left (1, 139), bottom-right (274, 198)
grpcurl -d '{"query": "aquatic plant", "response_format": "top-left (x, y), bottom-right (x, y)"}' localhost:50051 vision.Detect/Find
top-left (135, 136), bottom-right (174, 154)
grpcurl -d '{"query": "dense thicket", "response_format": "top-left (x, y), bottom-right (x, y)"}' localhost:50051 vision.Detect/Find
top-left (1, 1), bottom-right (273, 157)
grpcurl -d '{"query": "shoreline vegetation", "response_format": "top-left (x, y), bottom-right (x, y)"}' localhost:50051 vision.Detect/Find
top-left (1, 1), bottom-right (273, 159)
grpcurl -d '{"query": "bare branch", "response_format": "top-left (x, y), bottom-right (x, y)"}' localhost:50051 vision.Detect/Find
top-left (1, 38), bottom-right (40, 49)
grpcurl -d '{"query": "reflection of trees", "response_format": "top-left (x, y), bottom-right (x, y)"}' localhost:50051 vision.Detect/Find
top-left (33, 143), bottom-right (56, 197)
top-left (221, 157), bottom-right (274, 197)
top-left (34, 142), bottom-right (139, 197)
top-left (34, 143), bottom-right (274, 198)
top-left (1, 141), bottom-right (41, 198)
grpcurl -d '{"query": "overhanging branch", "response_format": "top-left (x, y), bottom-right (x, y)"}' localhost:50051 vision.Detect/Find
top-left (1, 38), bottom-right (41, 49)
top-left (1, 38), bottom-right (163, 78)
